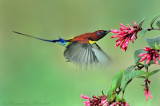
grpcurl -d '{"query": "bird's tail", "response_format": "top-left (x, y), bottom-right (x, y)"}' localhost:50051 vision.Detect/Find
top-left (13, 31), bottom-right (70, 46)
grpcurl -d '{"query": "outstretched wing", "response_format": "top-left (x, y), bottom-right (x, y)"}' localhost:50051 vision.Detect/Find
top-left (64, 42), bottom-right (110, 66)
top-left (91, 43), bottom-right (110, 64)
top-left (64, 42), bottom-right (98, 66)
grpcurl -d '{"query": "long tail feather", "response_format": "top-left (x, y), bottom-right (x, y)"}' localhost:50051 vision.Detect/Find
top-left (13, 31), bottom-right (70, 46)
top-left (13, 31), bottom-right (57, 42)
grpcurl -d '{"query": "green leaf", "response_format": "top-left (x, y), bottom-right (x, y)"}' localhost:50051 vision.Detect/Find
top-left (137, 76), bottom-right (146, 79)
top-left (155, 42), bottom-right (160, 50)
top-left (151, 15), bottom-right (160, 28)
top-left (134, 49), bottom-right (146, 64)
top-left (138, 18), bottom-right (145, 29)
top-left (111, 70), bottom-right (124, 90)
top-left (115, 94), bottom-right (121, 102)
top-left (102, 90), bottom-right (105, 95)
top-left (121, 70), bottom-right (146, 92)
top-left (157, 20), bottom-right (160, 28)
top-left (107, 70), bottom-right (124, 102)
top-left (141, 28), bottom-right (148, 36)
top-left (149, 69), bottom-right (160, 76)
top-left (146, 72), bottom-right (150, 78)
top-left (124, 65), bottom-right (136, 76)
top-left (146, 36), bottom-right (160, 48)
top-left (107, 88), bottom-right (114, 102)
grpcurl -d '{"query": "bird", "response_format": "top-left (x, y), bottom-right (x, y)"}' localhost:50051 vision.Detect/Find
top-left (13, 30), bottom-right (111, 66)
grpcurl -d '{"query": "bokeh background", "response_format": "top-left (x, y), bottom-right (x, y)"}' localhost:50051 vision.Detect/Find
top-left (0, 0), bottom-right (160, 106)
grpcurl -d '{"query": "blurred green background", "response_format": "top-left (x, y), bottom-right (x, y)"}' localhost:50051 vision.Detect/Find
top-left (0, 0), bottom-right (160, 106)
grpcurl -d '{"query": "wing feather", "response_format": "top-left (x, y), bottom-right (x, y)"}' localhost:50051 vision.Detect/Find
top-left (91, 43), bottom-right (110, 64)
top-left (64, 42), bottom-right (110, 65)
top-left (64, 42), bottom-right (98, 65)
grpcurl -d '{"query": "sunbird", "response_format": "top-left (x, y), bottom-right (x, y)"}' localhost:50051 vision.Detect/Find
top-left (13, 30), bottom-right (110, 66)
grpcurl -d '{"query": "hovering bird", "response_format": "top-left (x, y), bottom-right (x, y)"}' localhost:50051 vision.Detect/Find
top-left (13, 30), bottom-right (110, 66)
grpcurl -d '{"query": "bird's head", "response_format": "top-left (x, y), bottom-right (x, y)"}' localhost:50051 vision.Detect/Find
top-left (95, 30), bottom-right (110, 39)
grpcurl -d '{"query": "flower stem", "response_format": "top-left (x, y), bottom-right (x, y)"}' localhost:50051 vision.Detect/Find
top-left (122, 91), bottom-right (124, 101)
top-left (147, 28), bottom-right (160, 31)
top-left (146, 66), bottom-right (148, 73)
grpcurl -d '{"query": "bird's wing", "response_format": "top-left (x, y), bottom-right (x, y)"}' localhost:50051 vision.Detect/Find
top-left (64, 42), bottom-right (110, 66)
top-left (91, 43), bottom-right (110, 64)
top-left (64, 42), bottom-right (98, 66)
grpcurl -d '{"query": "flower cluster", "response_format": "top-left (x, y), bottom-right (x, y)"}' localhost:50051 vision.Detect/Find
top-left (138, 47), bottom-right (160, 65)
top-left (110, 102), bottom-right (130, 106)
top-left (144, 79), bottom-right (152, 101)
top-left (111, 21), bottom-right (142, 51)
top-left (81, 16), bottom-right (160, 106)
top-left (81, 94), bottom-right (108, 106)
top-left (81, 94), bottom-right (130, 106)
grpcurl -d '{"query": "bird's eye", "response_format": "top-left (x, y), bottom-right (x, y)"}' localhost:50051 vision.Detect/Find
top-left (97, 32), bottom-right (101, 35)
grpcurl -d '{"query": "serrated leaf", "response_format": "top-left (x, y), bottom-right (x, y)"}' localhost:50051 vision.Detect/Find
top-left (151, 15), bottom-right (160, 28)
top-left (124, 65), bottom-right (136, 76)
top-left (134, 49), bottom-right (146, 64)
top-left (146, 36), bottom-right (160, 48)
top-left (141, 28), bottom-right (148, 36)
top-left (149, 69), bottom-right (160, 76)
top-left (121, 70), bottom-right (146, 92)
top-left (138, 18), bottom-right (145, 29)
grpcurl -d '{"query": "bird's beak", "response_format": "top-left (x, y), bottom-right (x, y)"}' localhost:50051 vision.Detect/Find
top-left (104, 30), bottom-right (111, 35)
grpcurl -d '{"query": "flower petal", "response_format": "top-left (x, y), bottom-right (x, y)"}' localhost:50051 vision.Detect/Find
top-left (81, 94), bottom-right (90, 99)
top-left (146, 55), bottom-right (151, 64)
top-left (139, 55), bottom-right (148, 62)
top-left (153, 54), bottom-right (159, 65)
top-left (120, 27), bottom-right (128, 31)
top-left (146, 93), bottom-right (149, 101)
top-left (111, 35), bottom-right (119, 38)
top-left (133, 21), bottom-right (138, 26)
top-left (84, 100), bottom-right (90, 106)
top-left (145, 47), bottom-right (152, 50)
top-left (101, 99), bottom-right (107, 105)
top-left (127, 24), bottom-right (133, 30)
top-left (115, 40), bottom-right (122, 47)
top-left (138, 53), bottom-right (147, 57)
top-left (148, 91), bottom-right (152, 99)
top-left (111, 29), bottom-right (120, 33)
top-left (119, 23), bottom-right (128, 28)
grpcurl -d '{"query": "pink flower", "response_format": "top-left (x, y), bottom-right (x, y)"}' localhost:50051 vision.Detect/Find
top-left (111, 21), bottom-right (141, 51)
top-left (122, 102), bottom-right (130, 106)
top-left (144, 87), bottom-right (152, 101)
top-left (81, 95), bottom-right (90, 106)
top-left (138, 47), bottom-right (160, 65)
top-left (81, 94), bottom-right (108, 106)
top-left (110, 102), bottom-right (130, 106)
